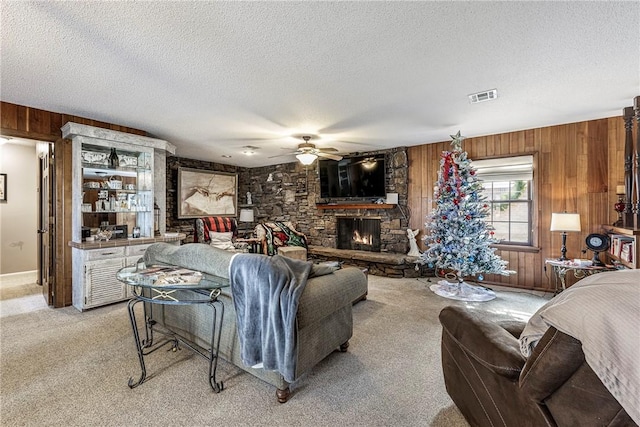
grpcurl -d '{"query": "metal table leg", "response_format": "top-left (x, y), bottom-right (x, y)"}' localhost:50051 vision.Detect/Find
top-left (127, 297), bottom-right (177, 389)
top-left (208, 300), bottom-right (224, 393)
top-left (126, 288), bottom-right (224, 393)
top-left (127, 298), bottom-right (147, 388)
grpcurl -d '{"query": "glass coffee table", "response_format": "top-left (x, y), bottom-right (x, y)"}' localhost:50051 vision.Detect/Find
top-left (117, 263), bottom-right (229, 392)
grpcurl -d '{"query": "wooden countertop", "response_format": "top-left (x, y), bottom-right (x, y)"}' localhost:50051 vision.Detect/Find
top-left (68, 233), bottom-right (185, 250)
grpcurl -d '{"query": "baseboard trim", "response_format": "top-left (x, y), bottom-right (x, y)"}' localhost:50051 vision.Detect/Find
top-left (0, 270), bottom-right (38, 287)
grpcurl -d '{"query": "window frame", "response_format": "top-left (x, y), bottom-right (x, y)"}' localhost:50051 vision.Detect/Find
top-left (472, 153), bottom-right (538, 250)
top-left (482, 180), bottom-right (533, 245)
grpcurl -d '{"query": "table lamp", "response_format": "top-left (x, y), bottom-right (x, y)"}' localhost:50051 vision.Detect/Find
top-left (550, 212), bottom-right (581, 261)
top-left (239, 208), bottom-right (255, 237)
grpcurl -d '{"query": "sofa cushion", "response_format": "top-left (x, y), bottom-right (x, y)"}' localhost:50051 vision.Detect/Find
top-left (143, 242), bottom-right (235, 279)
top-left (209, 231), bottom-right (235, 250)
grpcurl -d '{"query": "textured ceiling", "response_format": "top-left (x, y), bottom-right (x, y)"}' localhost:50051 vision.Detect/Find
top-left (1, 1), bottom-right (639, 167)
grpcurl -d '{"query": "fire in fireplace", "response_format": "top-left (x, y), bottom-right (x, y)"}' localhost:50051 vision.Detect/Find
top-left (337, 218), bottom-right (381, 252)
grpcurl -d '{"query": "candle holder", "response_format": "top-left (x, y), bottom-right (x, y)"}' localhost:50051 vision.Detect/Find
top-left (614, 195), bottom-right (625, 226)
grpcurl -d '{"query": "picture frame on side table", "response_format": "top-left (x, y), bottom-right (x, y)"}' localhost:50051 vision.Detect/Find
top-left (0, 173), bottom-right (6, 202)
top-left (177, 168), bottom-right (237, 219)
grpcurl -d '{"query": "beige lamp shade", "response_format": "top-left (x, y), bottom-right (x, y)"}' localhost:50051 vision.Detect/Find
top-left (549, 213), bottom-right (581, 232)
top-left (239, 208), bottom-right (254, 223)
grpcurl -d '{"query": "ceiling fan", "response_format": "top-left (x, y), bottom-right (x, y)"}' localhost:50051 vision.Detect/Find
top-left (270, 135), bottom-right (343, 165)
top-left (350, 156), bottom-right (380, 169)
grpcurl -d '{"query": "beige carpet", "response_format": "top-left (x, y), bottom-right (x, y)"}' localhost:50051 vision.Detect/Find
top-left (0, 281), bottom-right (42, 300)
top-left (0, 281), bottom-right (48, 318)
top-left (0, 275), bottom-right (549, 426)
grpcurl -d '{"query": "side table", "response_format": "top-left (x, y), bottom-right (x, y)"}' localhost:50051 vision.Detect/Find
top-left (544, 259), bottom-right (617, 293)
top-left (235, 237), bottom-right (261, 253)
top-left (117, 264), bottom-right (228, 392)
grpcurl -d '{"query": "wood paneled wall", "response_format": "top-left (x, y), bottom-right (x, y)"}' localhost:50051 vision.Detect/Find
top-left (408, 117), bottom-right (626, 291)
top-left (1, 101), bottom-right (145, 141)
top-left (0, 101), bottom-right (146, 307)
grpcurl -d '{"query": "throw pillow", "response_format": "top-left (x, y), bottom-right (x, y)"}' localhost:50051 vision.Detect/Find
top-left (209, 231), bottom-right (235, 251)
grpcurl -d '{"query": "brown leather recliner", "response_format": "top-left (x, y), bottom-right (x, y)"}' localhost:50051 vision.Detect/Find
top-left (439, 306), bottom-right (637, 427)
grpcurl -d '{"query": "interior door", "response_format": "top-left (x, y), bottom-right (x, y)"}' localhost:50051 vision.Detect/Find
top-left (38, 143), bottom-right (53, 305)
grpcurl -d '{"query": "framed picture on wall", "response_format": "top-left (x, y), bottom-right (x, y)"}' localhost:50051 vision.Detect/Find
top-left (0, 173), bottom-right (6, 202)
top-left (177, 168), bottom-right (237, 218)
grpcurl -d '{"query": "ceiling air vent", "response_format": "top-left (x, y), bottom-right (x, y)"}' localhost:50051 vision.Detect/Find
top-left (469, 89), bottom-right (498, 104)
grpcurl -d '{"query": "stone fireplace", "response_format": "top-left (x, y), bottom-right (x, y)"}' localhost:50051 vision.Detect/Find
top-left (337, 218), bottom-right (381, 252)
top-left (167, 147), bottom-right (410, 255)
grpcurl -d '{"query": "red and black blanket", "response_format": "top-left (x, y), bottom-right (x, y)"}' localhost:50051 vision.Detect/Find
top-left (194, 217), bottom-right (237, 243)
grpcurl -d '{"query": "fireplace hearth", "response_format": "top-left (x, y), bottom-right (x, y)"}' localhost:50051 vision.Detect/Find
top-left (337, 218), bottom-right (381, 252)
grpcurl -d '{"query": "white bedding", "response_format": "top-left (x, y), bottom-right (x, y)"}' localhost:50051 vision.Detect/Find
top-left (519, 269), bottom-right (640, 424)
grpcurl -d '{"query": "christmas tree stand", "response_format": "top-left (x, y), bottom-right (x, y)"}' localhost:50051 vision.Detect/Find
top-left (430, 278), bottom-right (496, 302)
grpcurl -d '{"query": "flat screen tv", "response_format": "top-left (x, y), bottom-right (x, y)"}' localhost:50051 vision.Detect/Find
top-left (319, 155), bottom-right (386, 199)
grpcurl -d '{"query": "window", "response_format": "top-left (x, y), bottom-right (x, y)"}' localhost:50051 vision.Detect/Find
top-left (473, 155), bottom-right (534, 245)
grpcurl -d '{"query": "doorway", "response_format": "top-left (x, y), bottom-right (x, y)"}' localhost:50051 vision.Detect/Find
top-left (38, 142), bottom-right (54, 305)
top-left (0, 138), bottom-right (51, 310)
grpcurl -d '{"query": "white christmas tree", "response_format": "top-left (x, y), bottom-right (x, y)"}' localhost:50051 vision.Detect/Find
top-left (421, 131), bottom-right (513, 301)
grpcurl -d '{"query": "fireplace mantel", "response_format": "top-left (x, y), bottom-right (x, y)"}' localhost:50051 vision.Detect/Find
top-left (316, 203), bottom-right (395, 210)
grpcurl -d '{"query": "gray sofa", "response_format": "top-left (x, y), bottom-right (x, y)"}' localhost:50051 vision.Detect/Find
top-left (142, 242), bottom-right (368, 402)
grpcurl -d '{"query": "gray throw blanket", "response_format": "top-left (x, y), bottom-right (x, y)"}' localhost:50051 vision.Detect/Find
top-left (229, 253), bottom-right (312, 383)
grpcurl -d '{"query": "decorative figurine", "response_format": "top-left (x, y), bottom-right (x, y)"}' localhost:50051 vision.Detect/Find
top-left (407, 228), bottom-right (421, 256)
top-left (108, 148), bottom-right (119, 168)
top-left (246, 192), bottom-right (252, 205)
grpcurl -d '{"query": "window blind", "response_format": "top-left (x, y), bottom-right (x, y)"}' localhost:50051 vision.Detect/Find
top-left (472, 155), bottom-right (533, 182)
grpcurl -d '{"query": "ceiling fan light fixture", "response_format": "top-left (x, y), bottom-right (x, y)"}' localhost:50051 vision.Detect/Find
top-left (362, 158), bottom-right (377, 169)
top-left (296, 153), bottom-right (318, 165)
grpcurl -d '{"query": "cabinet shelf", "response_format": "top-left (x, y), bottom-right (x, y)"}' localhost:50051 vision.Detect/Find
top-left (82, 210), bottom-right (151, 214)
top-left (81, 163), bottom-right (151, 174)
top-left (601, 225), bottom-right (639, 269)
top-left (79, 150), bottom-right (153, 236)
top-left (83, 187), bottom-right (150, 193)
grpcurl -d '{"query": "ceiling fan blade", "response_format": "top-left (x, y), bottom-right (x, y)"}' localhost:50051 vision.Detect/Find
top-left (335, 139), bottom-right (380, 147)
top-left (225, 137), bottom-right (283, 142)
top-left (317, 152), bottom-right (343, 161)
top-left (317, 147), bottom-right (339, 153)
top-left (268, 152), bottom-right (298, 159)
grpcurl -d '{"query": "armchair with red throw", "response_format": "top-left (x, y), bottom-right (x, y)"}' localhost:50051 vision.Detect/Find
top-left (194, 217), bottom-right (238, 249)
